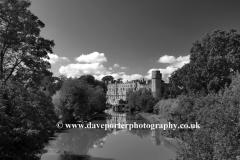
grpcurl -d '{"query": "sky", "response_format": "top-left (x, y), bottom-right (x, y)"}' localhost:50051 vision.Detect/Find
top-left (29, 0), bottom-right (240, 82)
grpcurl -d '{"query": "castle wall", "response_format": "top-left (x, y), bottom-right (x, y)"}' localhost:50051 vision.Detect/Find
top-left (106, 81), bottom-right (151, 104)
top-left (106, 70), bottom-right (167, 105)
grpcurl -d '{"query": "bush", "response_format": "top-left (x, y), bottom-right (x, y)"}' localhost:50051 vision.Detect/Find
top-left (0, 82), bottom-right (58, 159)
top-left (153, 98), bottom-right (178, 119)
top-left (171, 73), bottom-right (240, 160)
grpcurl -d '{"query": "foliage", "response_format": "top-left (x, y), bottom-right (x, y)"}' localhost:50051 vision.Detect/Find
top-left (168, 73), bottom-right (240, 160)
top-left (0, 82), bottom-right (58, 159)
top-left (171, 29), bottom-right (240, 95)
top-left (119, 99), bottom-right (127, 104)
top-left (101, 75), bottom-right (114, 84)
top-left (0, 0), bottom-right (59, 159)
top-left (126, 88), bottom-right (156, 113)
top-left (53, 78), bottom-right (107, 123)
top-left (79, 74), bottom-right (107, 93)
top-left (0, 0), bottom-right (54, 83)
top-left (78, 75), bottom-right (95, 85)
top-left (116, 78), bottom-right (123, 83)
top-left (153, 98), bottom-right (178, 118)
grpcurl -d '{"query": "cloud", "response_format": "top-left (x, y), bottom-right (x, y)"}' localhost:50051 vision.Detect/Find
top-left (93, 72), bottom-right (143, 83)
top-left (146, 55), bottom-right (190, 82)
top-left (113, 63), bottom-right (120, 68)
top-left (158, 55), bottom-right (176, 63)
top-left (120, 66), bottom-right (127, 70)
top-left (59, 62), bottom-right (106, 78)
top-left (57, 52), bottom-right (189, 83)
top-left (145, 67), bottom-right (177, 81)
top-left (158, 55), bottom-right (190, 64)
top-left (75, 52), bottom-right (107, 63)
top-left (121, 74), bottom-right (143, 82)
top-left (93, 74), bottom-right (106, 81)
top-left (44, 53), bottom-right (69, 64)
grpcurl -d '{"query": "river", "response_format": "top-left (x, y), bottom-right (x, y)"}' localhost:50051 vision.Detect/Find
top-left (41, 109), bottom-right (176, 160)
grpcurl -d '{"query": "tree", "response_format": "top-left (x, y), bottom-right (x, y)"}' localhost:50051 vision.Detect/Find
top-left (101, 75), bottom-right (114, 84)
top-left (126, 88), bottom-right (156, 113)
top-left (168, 74), bottom-right (240, 160)
top-left (119, 99), bottom-right (126, 104)
top-left (117, 78), bottom-right (123, 83)
top-left (0, 0), bottom-right (54, 83)
top-left (53, 77), bottom-right (107, 122)
top-left (0, 1), bottom-right (58, 159)
top-left (171, 29), bottom-right (240, 94)
top-left (0, 82), bottom-right (58, 159)
top-left (79, 75), bottom-right (107, 93)
top-left (89, 86), bottom-right (107, 113)
top-left (78, 75), bottom-right (95, 85)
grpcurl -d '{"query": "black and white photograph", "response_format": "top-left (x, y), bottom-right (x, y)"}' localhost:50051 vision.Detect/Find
top-left (1, 0), bottom-right (240, 160)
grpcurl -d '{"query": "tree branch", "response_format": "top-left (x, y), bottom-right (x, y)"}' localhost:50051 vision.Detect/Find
top-left (4, 59), bottom-right (23, 82)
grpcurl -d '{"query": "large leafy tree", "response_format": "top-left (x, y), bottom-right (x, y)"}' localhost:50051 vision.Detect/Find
top-left (79, 74), bottom-right (107, 93)
top-left (78, 74), bottom-right (95, 85)
top-left (171, 29), bottom-right (240, 94)
top-left (169, 74), bottom-right (240, 160)
top-left (53, 78), bottom-right (107, 122)
top-left (101, 75), bottom-right (114, 84)
top-left (126, 88), bottom-right (155, 113)
top-left (0, 0), bottom-right (54, 84)
top-left (0, 1), bottom-right (57, 159)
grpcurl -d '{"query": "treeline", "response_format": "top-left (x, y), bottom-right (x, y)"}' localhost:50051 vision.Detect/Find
top-left (53, 75), bottom-right (107, 123)
top-left (164, 30), bottom-right (240, 160)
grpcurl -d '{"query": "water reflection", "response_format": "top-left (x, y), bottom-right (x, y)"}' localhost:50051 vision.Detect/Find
top-left (41, 109), bottom-right (176, 160)
top-left (43, 118), bottom-right (112, 159)
top-left (58, 151), bottom-right (116, 160)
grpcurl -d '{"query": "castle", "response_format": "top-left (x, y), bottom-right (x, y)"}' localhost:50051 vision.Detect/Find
top-left (106, 70), bottom-right (169, 104)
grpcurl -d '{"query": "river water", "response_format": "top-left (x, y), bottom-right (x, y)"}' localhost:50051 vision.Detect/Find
top-left (41, 109), bottom-right (176, 160)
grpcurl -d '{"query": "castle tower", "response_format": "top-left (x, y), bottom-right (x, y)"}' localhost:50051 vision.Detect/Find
top-left (151, 70), bottom-right (162, 99)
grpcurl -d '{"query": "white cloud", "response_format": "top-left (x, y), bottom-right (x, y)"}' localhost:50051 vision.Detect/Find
top-left (57, 52), bottom-right (189, 83)
top-left (158, 55), bottom-right (176, 63)
top-left (121, 66), bottom-right (127, 70)
top-left (59, 62), bottom-right (106, 78)
top-left (44, 53), bottom-right (69, 64)
top-left (93, 72), bottom-right (143, 83)
top-left (93, 74), bottom-right (105, 81)
top-left (146, 55), bottom-right (190, 82)
top-left (121, 74), bottom-right (143, 82)
top-left (176, 55), bottom-right (190, 62)
top-left (158, 55), bottom-right (190, 64)
top-left (75, 52), bottom-right (107, 63)
top-left (113, 63), bottom-right (120, 68)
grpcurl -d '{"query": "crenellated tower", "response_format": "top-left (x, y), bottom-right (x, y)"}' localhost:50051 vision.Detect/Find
top-left (151, 70), bottom-right (162, 99)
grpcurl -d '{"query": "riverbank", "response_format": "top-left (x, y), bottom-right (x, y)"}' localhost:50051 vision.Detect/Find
top-left (138, 112), bottom-right (179, 154)
top-left (138, 112), bottom-right (168, 124)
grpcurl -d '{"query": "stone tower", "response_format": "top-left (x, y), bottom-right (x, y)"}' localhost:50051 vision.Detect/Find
top-left (151, 70), bottom-right (162, 98)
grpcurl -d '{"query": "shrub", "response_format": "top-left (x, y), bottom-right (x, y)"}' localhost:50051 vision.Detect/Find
top-left (172, 73), bottom-right (240, 160)
top-left (0, 82), bottom-right (58, 159)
